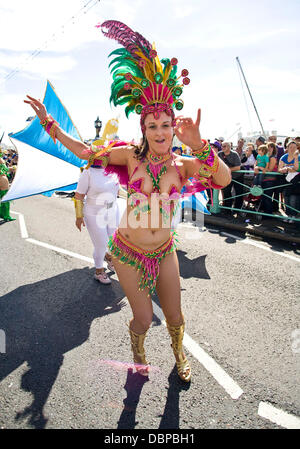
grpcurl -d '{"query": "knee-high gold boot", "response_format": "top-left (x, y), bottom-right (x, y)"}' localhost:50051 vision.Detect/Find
top-left (129, 324), bottom-right (150, 376)
top-left (166, 318), bottom-right (191, 382)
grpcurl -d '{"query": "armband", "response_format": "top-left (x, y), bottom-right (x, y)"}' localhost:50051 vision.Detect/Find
top-left (73, 198), bottom-right (84, 218)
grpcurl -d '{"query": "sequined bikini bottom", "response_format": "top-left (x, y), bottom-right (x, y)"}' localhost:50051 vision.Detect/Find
top-left (108, 229), bottom-right (178, 296)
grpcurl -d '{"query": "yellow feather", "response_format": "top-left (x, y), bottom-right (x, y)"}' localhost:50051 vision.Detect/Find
top-left (152, 42), bottom-right (163, 74)
top-left (163, 63), bottom-right (172, 83)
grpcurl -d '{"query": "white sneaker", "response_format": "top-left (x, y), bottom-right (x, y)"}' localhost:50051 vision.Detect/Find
top-left (94, 271), bottom-right (111, 284)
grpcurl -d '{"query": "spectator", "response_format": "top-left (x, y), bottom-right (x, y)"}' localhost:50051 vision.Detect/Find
top-left (8, 165), bottom-right (17, 183)
top-left (0, 159), bottom-right (15, 221)
top-left (255, 135), bottom-right (266, 150)
top-left (294, 137), bottom-right (300, 151)
top-left (268, 134), bottom-right (284, 162)
top-left (218, 141), bottom-right (244, 212)
top-left (241, 143), bottom-right (257, 186)
top-left (172, 146), bottom-right (182, 155)
top-left (211, 140), bottom-right (222, 153)
top-left (268, 135), bottom-right (276, 144)
top-left (278, 140), bottom-right (300, 222)
top-left (294, 150), bottom-right (299, 172)
top-left (283, 136), bottom-right (291, 151)
top-left (235, 138), bottom-right (245, 158)
top-left (261, 142), bottom-right (278, 215)
top-left (241, 143), bottom-right (257, 170)
top-left (253, 144), bottom-right (269, 186)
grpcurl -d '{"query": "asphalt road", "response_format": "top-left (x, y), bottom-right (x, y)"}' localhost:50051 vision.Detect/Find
top-left (0, 194), bottom-right (299, 430)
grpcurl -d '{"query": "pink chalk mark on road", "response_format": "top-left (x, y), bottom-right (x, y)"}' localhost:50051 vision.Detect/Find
top-left (96, 359), bottom-right (161, 374)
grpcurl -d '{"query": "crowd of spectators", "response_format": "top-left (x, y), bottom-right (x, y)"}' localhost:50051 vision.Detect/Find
top-left (1, 136), bottom-right (300, 226)
top-left (0, 147), bottom-right (18, 183)
top-left (209, 135), bottom-right (300, 223)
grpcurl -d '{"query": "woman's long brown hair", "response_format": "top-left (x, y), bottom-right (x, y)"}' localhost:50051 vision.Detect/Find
top-left (132, 135), bottom-right (149, 160)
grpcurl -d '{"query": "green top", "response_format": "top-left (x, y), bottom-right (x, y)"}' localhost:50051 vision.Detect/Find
top-left (256, 154), bottom-right (269, 168)
top-left (0, 163), bottom-right (9, 176)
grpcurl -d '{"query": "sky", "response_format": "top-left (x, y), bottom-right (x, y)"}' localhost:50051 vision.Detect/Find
top-left (0, 0), bottom-right (300, 146)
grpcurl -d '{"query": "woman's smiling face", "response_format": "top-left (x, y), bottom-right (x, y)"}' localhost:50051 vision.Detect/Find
top-left (144, 112), bottom-right (174, 154)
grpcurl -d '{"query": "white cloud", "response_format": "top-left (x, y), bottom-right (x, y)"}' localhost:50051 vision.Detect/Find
top-left (0, 0), bottom-right (103, 53)
top-left (0, 51), bottom-right (77, 80)
top-left (160, 27), bottom-right (294, 50)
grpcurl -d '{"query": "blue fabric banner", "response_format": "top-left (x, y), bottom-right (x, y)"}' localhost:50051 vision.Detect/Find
top-left (10, 80), bottom-right (86, 169)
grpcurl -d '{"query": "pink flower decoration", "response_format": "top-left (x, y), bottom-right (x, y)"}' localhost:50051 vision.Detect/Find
top-left (171, 57), bottom-right (178, 66)
top-left (149, 49), bottom-right (157, 59)
top-left (181, 69), bottom-right (189, 77)
top-left (125, 72), bottom-right (132, 80)
top-left (183, 77), bottom-right (190, 85)
top-left (124, 82), bottom-right (131, 90)
top-left (139, 59), bottom-right (146, 67)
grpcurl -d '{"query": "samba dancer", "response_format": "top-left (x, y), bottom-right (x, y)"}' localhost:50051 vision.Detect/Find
top-left (25, 20), bottom-right (231, 382)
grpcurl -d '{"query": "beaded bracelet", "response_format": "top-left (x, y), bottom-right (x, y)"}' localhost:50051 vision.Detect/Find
top-left (40, 115), bottom-right (59, 144)
top-left (190, 139), bottom-right (210, 160)
top-left (192, 140), bottom-right (219, 176)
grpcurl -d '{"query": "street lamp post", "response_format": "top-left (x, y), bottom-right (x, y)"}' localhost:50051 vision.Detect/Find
top-left (94, 116), bottom-right (102, 140)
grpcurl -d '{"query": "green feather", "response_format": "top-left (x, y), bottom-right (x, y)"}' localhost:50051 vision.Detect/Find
top-left (110, 79), bottom-right (126, 100)
top-left (115, 95), bottom-right (134, 106)
top-left (125, 104), bottom-right (135, 117)
top-left (110, 61), bottom-right (144, 79)
top-left (161, 58), bottom-right (170, 73)
top-left (170, 64), bottom-right (178, 78)
top-left (109, 55), bottom-right (132, 69)
top-left (108, 48), bottom-right (131, 58)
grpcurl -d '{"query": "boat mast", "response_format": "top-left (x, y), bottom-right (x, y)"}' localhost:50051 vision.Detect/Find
top-left (236, 56), bottom-right (266, 137)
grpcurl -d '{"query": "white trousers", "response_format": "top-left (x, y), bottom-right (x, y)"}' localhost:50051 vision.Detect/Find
top-left (84, 203), bottom-right (119, 269)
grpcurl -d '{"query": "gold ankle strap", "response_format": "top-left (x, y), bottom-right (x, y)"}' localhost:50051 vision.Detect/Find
top-left (129, 326), bottom-right (149, 366)
top-left (166, 321), bottom-right (185, 353)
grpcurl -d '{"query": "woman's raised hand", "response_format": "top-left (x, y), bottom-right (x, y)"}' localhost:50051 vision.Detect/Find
top-left (174, 108), bottom-right (202, 150)
top-left (24, 95), bottom-right (48, 122)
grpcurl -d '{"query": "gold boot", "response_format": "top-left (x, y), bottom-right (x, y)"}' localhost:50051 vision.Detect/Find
top-left (166, 319), bottom-right (191, 382)
top-left (129, 325), bottom-right (150, 376)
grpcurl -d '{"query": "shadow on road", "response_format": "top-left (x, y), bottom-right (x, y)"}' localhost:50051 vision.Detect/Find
top-left (0, 267), bottom-right (125, 429)
top-left (207, 224), bottom-right (300, 254)
top-left (117, 368), bottom-right (149, 429)
top-left (117, 365), bottom-right (190, 430)
top-left (158, 365), bottom-right (190, 429)
top-left (177, 249), bottom-right (210, 280)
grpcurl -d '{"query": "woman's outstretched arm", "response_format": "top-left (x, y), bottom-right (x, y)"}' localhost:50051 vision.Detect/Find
top-left (24, 95), bottom-right (129, 165)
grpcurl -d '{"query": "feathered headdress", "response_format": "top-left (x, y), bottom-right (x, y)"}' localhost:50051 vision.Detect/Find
top-left (97, 20), bottom-right (190, 133)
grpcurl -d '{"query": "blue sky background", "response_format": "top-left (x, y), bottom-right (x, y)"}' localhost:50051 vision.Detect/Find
top-left (1, 0), bottom-right (299, 145)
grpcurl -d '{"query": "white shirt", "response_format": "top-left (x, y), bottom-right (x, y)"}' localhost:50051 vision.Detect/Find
top-left (241, 154), bottom-right (256, 168)
top-left (76, 167), bottom-right (119, 207)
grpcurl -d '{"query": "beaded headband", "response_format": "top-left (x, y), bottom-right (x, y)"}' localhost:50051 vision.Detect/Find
top-left (97, 20), bottom-right (190, 133)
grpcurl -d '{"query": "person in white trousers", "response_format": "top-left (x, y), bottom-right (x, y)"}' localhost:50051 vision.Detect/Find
top-left (74, 164), bottom-right (120, 284)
